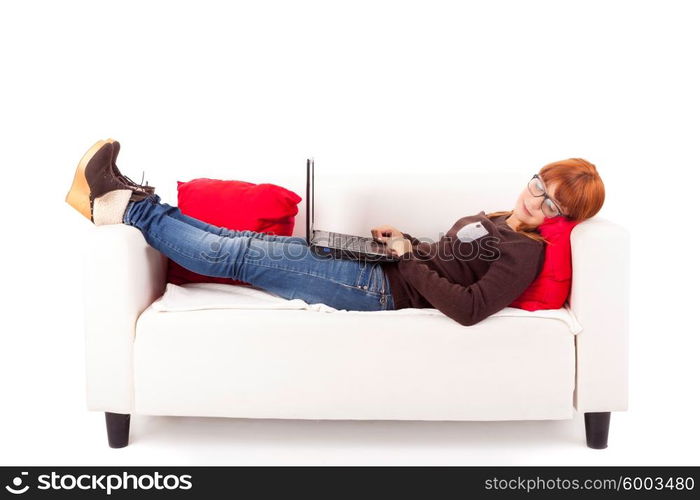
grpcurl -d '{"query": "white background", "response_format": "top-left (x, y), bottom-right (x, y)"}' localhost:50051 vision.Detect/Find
top-left (1, 0), bottom-right (698, 465)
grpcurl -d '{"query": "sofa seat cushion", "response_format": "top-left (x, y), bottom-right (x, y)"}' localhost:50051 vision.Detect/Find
top-left (149, 282), bottom-right (583, 334)
top-left (132, 301), bottom-right (576, 421)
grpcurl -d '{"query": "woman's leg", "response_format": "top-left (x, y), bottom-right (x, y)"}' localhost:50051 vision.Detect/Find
top-left (144, 194), bottom-right (307, 245)
top-left (123, 194), bottom-right (395, 311)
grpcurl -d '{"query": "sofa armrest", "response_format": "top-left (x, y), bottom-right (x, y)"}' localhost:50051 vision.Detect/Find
top-left (83, 224), bottom-right (167, 413)
top-left (569, 216), bottom-right (631, 412)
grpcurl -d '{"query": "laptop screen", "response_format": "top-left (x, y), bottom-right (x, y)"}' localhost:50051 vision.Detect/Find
top-left (311, 158), bottom-right (315, 236)
top-left (306, 158), bottom-right (314, 243)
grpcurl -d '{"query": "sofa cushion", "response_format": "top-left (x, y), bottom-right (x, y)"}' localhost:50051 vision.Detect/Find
top-left (134, 303), bottom-right (576, 420)
top-left (167, 178), bottom-right (302, 286)
top-left (150, 282), bottom-right (583, 334)
top-left (510, 216), bottom-right (581, 311)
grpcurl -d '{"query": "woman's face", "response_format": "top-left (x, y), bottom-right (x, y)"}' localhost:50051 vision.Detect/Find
top-left (512, 178), bottom-right (566, 227)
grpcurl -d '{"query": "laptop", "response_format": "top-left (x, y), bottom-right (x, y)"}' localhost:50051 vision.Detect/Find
top-left (306, 158), bottom-right (399, 262)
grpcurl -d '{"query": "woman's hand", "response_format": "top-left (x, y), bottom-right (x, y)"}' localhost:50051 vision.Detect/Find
top-left (371, 224), bottom-right (402, 242)
top-left (387, 237), bottom-right (413, 257)
top-left (371, 224), bottom-right (413, 257)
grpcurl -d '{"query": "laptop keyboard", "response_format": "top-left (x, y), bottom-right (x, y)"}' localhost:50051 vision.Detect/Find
top-left (328, 232), bottom-right (381, 252)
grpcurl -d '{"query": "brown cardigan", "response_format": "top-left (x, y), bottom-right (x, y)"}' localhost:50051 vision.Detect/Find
top-left (381, 212), bottom-right (545, 326)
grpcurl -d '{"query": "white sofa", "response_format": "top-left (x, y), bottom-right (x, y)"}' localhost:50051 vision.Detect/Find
top-left (81, 171), bottom-right (630, 449)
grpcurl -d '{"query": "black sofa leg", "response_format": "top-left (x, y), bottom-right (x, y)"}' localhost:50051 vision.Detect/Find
top-left (105, 412), bottom-right (131, 448)
top-left (584, 411), bottom-right (610, 449)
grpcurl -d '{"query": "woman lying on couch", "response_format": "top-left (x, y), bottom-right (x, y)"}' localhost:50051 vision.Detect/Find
top-left (65, 139), bottom-right (605, 326)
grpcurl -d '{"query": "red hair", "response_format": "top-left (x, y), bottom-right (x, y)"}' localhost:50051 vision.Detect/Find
top-left (487, 158), bottom-right (605, 243)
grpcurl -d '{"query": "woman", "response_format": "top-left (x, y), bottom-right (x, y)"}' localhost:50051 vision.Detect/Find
top-left (65, 139), bottom-right (605, 326)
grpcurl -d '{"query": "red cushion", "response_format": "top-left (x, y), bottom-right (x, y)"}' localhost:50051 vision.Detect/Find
top-left (509, 216), bottom-right (581, 311)
top-left (166, 178), bottom-right (302, 286)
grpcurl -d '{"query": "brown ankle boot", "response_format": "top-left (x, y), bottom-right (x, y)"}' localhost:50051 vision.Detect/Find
top-left (105, 138), bottom-right (155, 195)
top-left (65, 140), bottom-right (152, 225)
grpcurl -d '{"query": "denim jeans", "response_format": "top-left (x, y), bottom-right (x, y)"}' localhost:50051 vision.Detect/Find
top-left (123, 194), bottom-right (395, 311)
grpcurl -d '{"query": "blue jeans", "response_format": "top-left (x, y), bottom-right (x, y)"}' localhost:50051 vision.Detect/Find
top-left (123, 194), bottom-right (395, 311)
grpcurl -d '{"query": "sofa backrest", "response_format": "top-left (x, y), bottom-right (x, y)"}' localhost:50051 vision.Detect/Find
top-left (301, 169), bottom-right (529, 241)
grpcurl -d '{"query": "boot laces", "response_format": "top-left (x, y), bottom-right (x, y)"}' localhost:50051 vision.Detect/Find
top-left (121, 171), bottom-right (150, 189)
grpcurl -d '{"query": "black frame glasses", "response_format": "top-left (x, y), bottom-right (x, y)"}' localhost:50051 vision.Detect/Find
top-left (527, 174), bottom-right (565, 218)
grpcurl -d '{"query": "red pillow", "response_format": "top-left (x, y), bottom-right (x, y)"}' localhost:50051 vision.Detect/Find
top-left (166, 178), bottom-right (302, 286)
top-left (509, 216), bottom-right (581, 311)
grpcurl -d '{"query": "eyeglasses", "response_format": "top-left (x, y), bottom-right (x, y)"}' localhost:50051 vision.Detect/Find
top-left (527, 174), bottom-right (565, 218)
